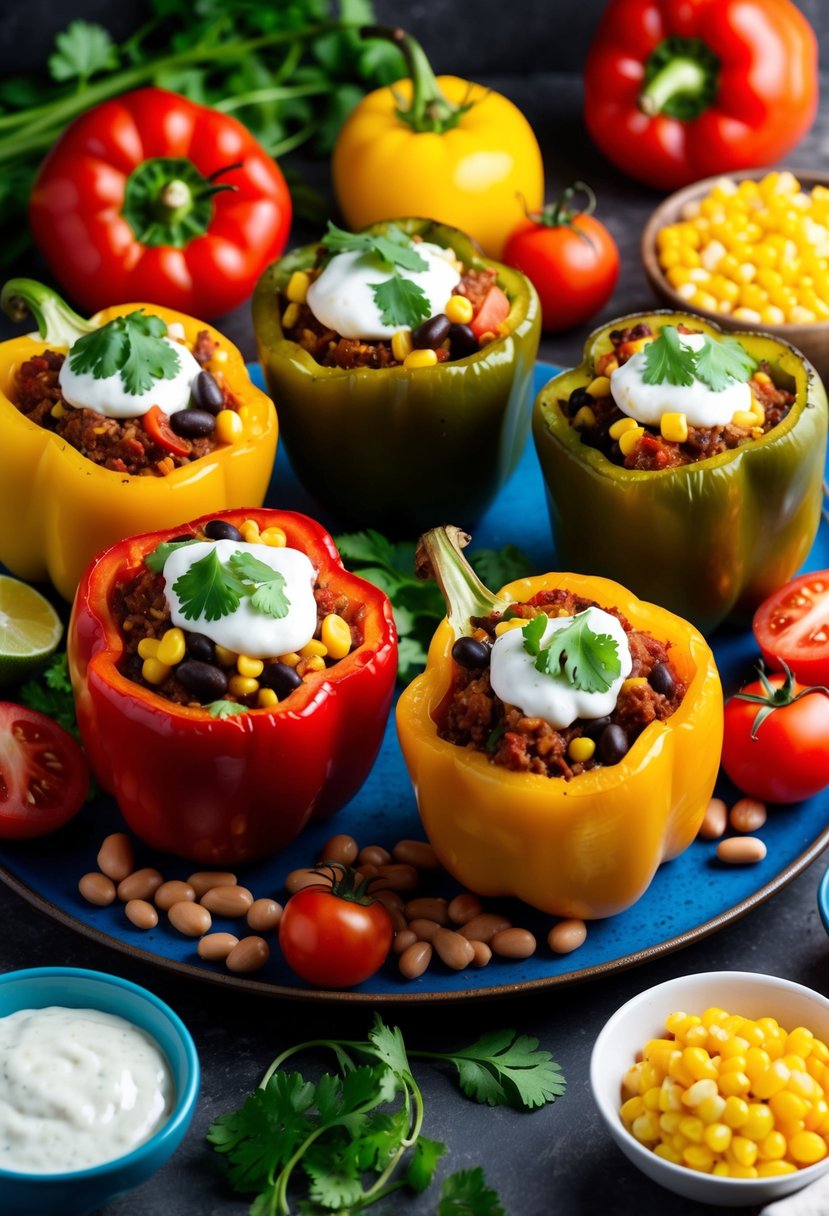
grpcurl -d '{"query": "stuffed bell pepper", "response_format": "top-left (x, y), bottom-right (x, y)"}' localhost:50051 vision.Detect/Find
top-left (0, 279), bottom-right (277, 600)
top-left (533, 312), bottom-right (828, 634)
top-left (396, 526), bottom-right (722, 919)
top-left (67, 508), bottom-right (398, 864)
top-left (252, 217), bottom-right (540, 532)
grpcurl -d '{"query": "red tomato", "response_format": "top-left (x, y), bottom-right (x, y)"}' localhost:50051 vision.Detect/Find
top-left (279, 878), bottom-right (394, 989)
top-left (29, 87), bottom-right (291, 319)
top-left (721, 670), bottom-right (829, 803)
top-left (0, 704), bottom-right (88, 838)
top-left (752, 570), bottom-right (829, 686)
top-left (469, 285), bottom-right (510, 340)
top-left (503, 185), bottom-right (619, 332)
top-left (143, 406), bottom-right (190, 458)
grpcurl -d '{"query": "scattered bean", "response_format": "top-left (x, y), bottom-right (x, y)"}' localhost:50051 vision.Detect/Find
top-left (125, 899), bottom-right (158, 930)
top-left (448, 322), bottom-right (478, 356)
top-left (399, 941), bottom-right (432, 979)
top-left (386, 907), bottom-right (408, 934)
top-left (432, 927), bottom-right (475, 970)
top-left (117, 867), bottom-right (163, 902)
top-left (198, 932), bottom-right (239, 962)
top-left (170, 408), bottom-right (215, 438)
top-left (358, 845), bottom-right (391, 867)
top-left (154, 880), bottom-right (196, 911)
top-left (204, 518), bottom-right (242, 542)
top-left (168, 901), bottom-right (212, 936)
top-left (408, 918), bottom-right (440, 942)
top-left (447, 892), bottom-right (483, 925)
top-left (258, 662), bottom-right (302, 698)
top-left (79, 872), bottom-right (116, 907)
top-left (730, 797), bottom-right (768, 834)
top-left (698, 797), bottom-right (729, 840)
top-left (373, 889), bottom-right (404, 913)
top-left (459, 913), bottom-right (512, 943)
top-left (393, 929), bottom-right (418, 955)
top-left (490, 927), bottom-right (537, 959)
top-left (247, 898), bottom-right (283, 932)
top-left (187, 870), bottom-right (238, 899)
top-left (200, 884), bottom-right (254, 917)
top-left (451, 637), bottom-right (491, 670)
top-left (403, 897), bottom-right (449, 925)
top-left (470, 940), bottom-right (492, 968)
top-left (393, 839), bottom-right (440, 870)
top-left (176, 659), bottom-right (228, 703)
top-left (412, 313), bottom-right (451, 349)
top-left (716, 836), bottom-right (767, 865)
top-left (284, 868), bottom-right (326, 895)
top-left (599, 723), bottom-right (629, 764)
top-left (320, 834), bottom-right (359, 866)
top-left (648, 662), bottom-right (675, 698)
top-left (226, 936), bottom-right (270, 973)
top-left (192, 369), bottom-right (225, 413)
top-left (373, 864), bottom-right (419, 892)
top-left (356, 863), bottom-right (380, 880)
top-left (582, 714), bottom-right (611, 739)
top-left (548, 919), bottom-right (587, 955)
top-left (96, 833), bottom-right (134, 882)
top-left (185, 632), bottom-right (216, 664)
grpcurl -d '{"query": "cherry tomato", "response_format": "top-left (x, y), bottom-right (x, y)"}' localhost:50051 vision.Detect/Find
top-left (469, 285), bottom-right (510, 340)
top-left (752, 570), bottom-right (829, 686)
top-left (0, 704), bottom-right (88, 838)
top-left (721, 669), bottom-right (829, 803)
top-left (279, 874), bottom-right (394, 989)
top-left (503, 183), bottom-right (619, 332)
top-left (143, 406), bottom-right (191, 457)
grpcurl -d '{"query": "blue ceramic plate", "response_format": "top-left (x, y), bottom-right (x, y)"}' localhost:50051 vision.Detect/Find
top-left (818, 868), bottom-right (829, 938)
top-left (1, 363), bottom-right (827, 1003)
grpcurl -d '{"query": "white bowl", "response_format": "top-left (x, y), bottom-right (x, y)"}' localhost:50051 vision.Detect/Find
top-left (590, 971), bottom-right (829, 1206)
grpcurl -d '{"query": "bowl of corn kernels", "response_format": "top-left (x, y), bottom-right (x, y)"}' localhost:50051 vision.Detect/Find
top-left (590, 971), bottom-right (829, 1205)
top-left (641, 169), bottom-right (829, 383)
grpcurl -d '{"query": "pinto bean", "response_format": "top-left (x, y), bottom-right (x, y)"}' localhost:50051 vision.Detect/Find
top-left (698, 798), bottom-right (728, 840)
top-left (716, 836), bottom-right (767, 864)
top-left (247, 899), bottom-right (283, 932)
top-left (490, 928), bottom-right (537, 959)
top-left (729, 798), bottom-right (768, 834)
top-left (154, 880), bottom-right (196, 911)
top-left (392, 839), bottom-right (440, 870)
top-left (168, 901), bottom-right (212, 936)
top-left (79, 872), bottom-right (116, 907)
top-left (319, 834), bottom-right (359, 866)
top-left (432, 927), bottom-right (475, 970)
top-left (117, 868), bottom-right (164, 902)
top-left (200, 885), bottom-right (254, 917)
top-left (447, 892), bottom-right (483, 925)
top-left (187, 870), bottom-right (238, 898)
top-left (96, 833), bottom-right (134, 882)
top-left (226, 936), bottom-right (270, 973)
top-left (125, 899), bottom-right (158, 930)
top-left (547, 919), bottom-right (587, 955)
top-left (403, 897), bottom-right (449, 925)
top-left (399, 941), bottom-right (432, 979)
top-left (198, 932), bottom-right (239, 961)
top-left (459, 913), bottom-right (512, 943)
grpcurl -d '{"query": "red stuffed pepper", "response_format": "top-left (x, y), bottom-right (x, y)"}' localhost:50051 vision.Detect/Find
top-left (67, 508), bottom-right (397, 864)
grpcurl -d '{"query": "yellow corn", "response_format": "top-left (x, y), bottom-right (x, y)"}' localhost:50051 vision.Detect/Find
top-left (621, 677), bottom-right (648, 693)
top-left (567, 736), bottom-right (595, 763)
top-left (141, 657), bottom-right (170, 686)
top-left (403, 348), bottom-right (438, 369)
top-left (494, 618), bottom-right (524, 636)
top-left (321, 613), bottom-right (352, 660)
top-left (660, 412), bottom-right (689, 443)
top-left (281, 302), bottom-right (300, 329)
top-left (301, 655), bottom-right (326, 674)
top-left (618, 426), bottom-right (644, 457)
top-left (260, 526), bottom-right (287, 547)
top-left (137, 637), bottom-right (160, 660)
top-left (257, 687), bottom-right (279, 708)
top-left (299, 638), bottom-right (328, 660)
top-left (445, 294), bottom-right (474, 325)
top-left (277, 652), bottom-right (301, 668)
top-left (586, 376), bottom-right (611, 398)
top-left (228, 675), bottom-right (259, 698)
top-left (392, 330), bottom-right (413, 362)
top-left (732, 410), bottom-right (760, 429)
top-left (608, 416), bottom-right (639, 440)
top-left (237, 655), bottom-right (264, 678)
top-left (572, 405), bottom-right (596, 429)
top-left (285, 270), bottom-right (310, 304)
top-left (214, 644), bottom-right (237, 666)
top-left (239, 519), bottom-right (260, 543)
top-left (215, 409), bottom-right (243, 443)
top-left (156, 627), bottom-right (186, 667)
top-left (50, 401), bottom-right (67, 419)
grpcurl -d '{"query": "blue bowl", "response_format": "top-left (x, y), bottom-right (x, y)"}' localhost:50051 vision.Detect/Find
top-left (0, 967), bottom-right (200, 1216)
top-left (819, 867), bottom-right (829, 938)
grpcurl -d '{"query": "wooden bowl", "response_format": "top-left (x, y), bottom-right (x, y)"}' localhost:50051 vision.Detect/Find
top-left (641, 168), bottom-right (829, 385)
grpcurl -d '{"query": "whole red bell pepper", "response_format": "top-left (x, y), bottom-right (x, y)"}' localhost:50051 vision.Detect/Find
top-left (29, 87), bottom-right (292, 318)
top-left (67, 509), bottom-right (397, 865)
top-left (584, 0), bottom-right (818, 191)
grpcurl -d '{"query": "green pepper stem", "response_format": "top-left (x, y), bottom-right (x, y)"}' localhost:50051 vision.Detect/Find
top-left (360, 25), bottom-right (472, 133)
top-left (1, 278), bottom-right (95, 344)
top-left (416, 525), bottom-right (507, 637)
top-left (640, 37), bottom-right (720, 121)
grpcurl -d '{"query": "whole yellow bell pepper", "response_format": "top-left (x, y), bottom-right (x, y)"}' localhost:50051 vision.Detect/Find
top-left (332, 27), bottom-right (544, 259)
top-left (396, 527), bottom-right (723, 919)
top-left (0, 279), bottom-right (277, 601)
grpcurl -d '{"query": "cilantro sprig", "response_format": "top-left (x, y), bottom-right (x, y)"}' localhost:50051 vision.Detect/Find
top-left (171, 547), bottom-right (290, 622)
top-left (522, 611), bottom-right (621, 694)
top-left (641, 325), bottom-right (757, 392)
top-left (208, 1016), bottom-right (563, 1215)
top-left (68, 310), bottom-right (180, 396)
top-left (320, 221), bottom-right (432, 329)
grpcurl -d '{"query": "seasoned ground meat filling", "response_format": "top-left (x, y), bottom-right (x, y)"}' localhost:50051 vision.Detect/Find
top-left (564, 323), bottom-right (795, 471)
top-left (13, 332), bottom-right (238, 476)
top-left (439, 589), bottom-right (686, 779)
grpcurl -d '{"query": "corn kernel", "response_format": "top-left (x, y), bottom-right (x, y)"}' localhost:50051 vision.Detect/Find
top-left (660, 412), bottom-right (688, 443)
top-left (788, 1028), bottom-right (815, 1060)
top-left (621, 677), bottom-right (648, 692)
top-left (732, 410), bottom-right (760, 429)
top-left (757, 1161), bottom-right (798, 1177)
top-left (260, 526), bottom-right (287, 547)
top-left (683, 1078), bottom-right (719, 1106)
top-left (654, 1143), bottom-right (682, 1165)
top-left (659, 1079), bottom-right (684, 1113)
top-left (729, 1136), bottom-right (758, 1167)
top-left (237, 655), bottom-right (264, 678)
top-left (719, 1056), bottom-right (748, 1076)
top-left (214, 644), bottom-right (237, 666)
top-left (618, 426), bottom-right (644, 457)
top-left (754, 1061), bottom-right (791, 1100)
top-left (703, 1123), bottom-right (732, 1154)
top-left (50, 401), bottom-right (66, 419)
top-left (257, 688), bottom-right (278, 708)
top-left (729, 1165), bottom-right (759, 1179)
top-left (239, 519), bottom-right (260, 544)
top-left (567, 736), bottom-right (596, 763)
top-left (586, 376), bottom-right (611, 398)
top-left (494, 618), bottom-right (524, 636)
top-left (228, 675), bottom-right (259, 698)
top-left (608, 416), bottom-right (639, 440)
top-left (770, 1090), bottom-right (808, 1123)
top-left (285, 270), bottom-right (310, 304)
top-left (277, 651), bottom-right (301, 668)
top-left (137, 637), bottom-right (160, 660)
top-left (683, 1144), bottom-right (715, 1172)
top-left (445, 294), bottom-right (474, 325)
top-left (621, 1095), bottom-right (646, 1124)
top-left (215, 408), bottom-right (243, 443)
top-left (719, 1071), bottom-right (751, 1098)
top-left (321, 613), bottom-right (352, 660)
top-left (391, 330), bottom-right (413, 362)
top-left (697, 1093), bottom-right (726, 1124)
top-left (643, 1086), bottom-right (662, 1111)
top-left (403, 348), bottom-right (438, 369)
top-left (301, 655), bottom-right (326, 674)
top-left (572, 405), bottom-right (596, 429)
top-left (679, 1116), bottom-right (704, 1143)
top-left (142, 657), bottom-right (171, 686)
top-left (156, 627), bottom-right (186, 667)
top-left (281, 302), bottom-right (300, 329)
top-left (660, 1111), bottom-right (683, 1134)
top-left (789, 1131), bottom-right (828, 1165)
top-left (299, 638), bottom-right (328, 660)
top-left (742, 1103), bottom-right (775, 1142)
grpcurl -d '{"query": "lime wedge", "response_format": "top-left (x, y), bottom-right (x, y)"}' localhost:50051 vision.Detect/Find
top-left (0, 575), bottom-right (64, 686)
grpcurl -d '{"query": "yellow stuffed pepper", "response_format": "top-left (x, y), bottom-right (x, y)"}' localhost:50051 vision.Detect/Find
top-left (397, 526), bottom-right (723, 919)
top-left (0, 278), bottom-right (277, 600)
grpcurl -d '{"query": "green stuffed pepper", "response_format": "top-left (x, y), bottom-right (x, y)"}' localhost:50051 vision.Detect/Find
top-left (252, 217), bottom-right (540, 533)
top-left (533, 311), bottom-right (828, 635)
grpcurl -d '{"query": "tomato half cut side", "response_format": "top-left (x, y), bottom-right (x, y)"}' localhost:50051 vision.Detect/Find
top-left (0, 704), bottom-right (88, 838)
top-left (143, 405), bottom-right (191, 458)
top-left (752, 570), bottom-right (829, 686)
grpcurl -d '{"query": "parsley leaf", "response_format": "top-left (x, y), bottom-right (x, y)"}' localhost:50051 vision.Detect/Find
top-left (48, 20), bottom-right (118, 83)
top-left (526, 611), bottom-right (621, 694)
top-left (694, 334), bottom-right (757, 391)
top-left (641, 324), bottom-right (697, 387)
top-left (207, 700), bottom-right (249, 719)
top-left (172, 547), bottom-right (246, 621)
top-left (227, 552), bottom-right (290, 619)
top-left (438, 1167), bottom-right (505, 1216)
top-left (68, 311), bottom-right (180, 396)
top-left (144, 537), bottom-right (197, 574)
top-left (372, 275), bottom-right (431, 329)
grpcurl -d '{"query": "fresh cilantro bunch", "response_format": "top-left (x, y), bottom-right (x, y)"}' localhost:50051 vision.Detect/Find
top-left (641, 325), bottom-right (757, 391)
top-left (68, 311), bottom-right (180, 395)
top-left (208, 1016), bottom-right (564, 1215)
top-left (167, 547), bottom-right (290, 622)
top-left (522, 610), bottom-right (621, 694)
top-left (321, 221), bottom-right (433, 329)
top-left (18, 651), bottom-right (76, 736)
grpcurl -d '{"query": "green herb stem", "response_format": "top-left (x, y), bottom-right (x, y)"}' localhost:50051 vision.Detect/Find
top-left (214, 82), bottom-right (332, 114)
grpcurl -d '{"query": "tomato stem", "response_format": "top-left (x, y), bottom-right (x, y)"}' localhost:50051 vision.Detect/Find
top-left (734, 660), bottom-right (829, 740)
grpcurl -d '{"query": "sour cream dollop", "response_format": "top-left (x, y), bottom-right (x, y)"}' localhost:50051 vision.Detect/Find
top-left (305, 243), bottom-right (461, 339)
top-left (610, 332), bottom-right (752, 427)
top-left (163, 539), bottom-right (318, 658)
top-left (59, 334), bottom-right (201, 419)
top-left (489, 607), bottom-right (632, 730)
top-left (0, 1005), bottom-right (174, 1174)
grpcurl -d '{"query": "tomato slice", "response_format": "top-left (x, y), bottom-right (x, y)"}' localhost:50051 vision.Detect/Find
top-left (752, 570), bottom-right (829, 686)
top-left (468, 285), bottom-right (510, 340)
top-left (0, 704), bottom-right (88, 838)
top-left (143, 405), bottom-right (191, 457)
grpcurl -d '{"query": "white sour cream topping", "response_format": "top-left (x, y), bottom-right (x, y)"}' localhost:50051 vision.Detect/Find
top-left (0, 1006), bottom-right (174, 1174)
top-left (58, 334), bottom-right (202, 419)
top-left (610, 332), bottom-right (751, 427)
top-left (163, 539), bottom-right (318, 658)
top-left (489, 607), bottom-right (632, 730)
top-left (306, 243), bottom-right (461, 339)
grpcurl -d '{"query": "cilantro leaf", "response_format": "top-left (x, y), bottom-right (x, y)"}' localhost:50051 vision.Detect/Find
top-left (172, 547), bottom-right (246, 621)
top-left (641, 325), bottom-right (697, 387)
top-left (531, 611), bottom-right (621, 694)
top-left (227, 551), bottom-right (290, 619)
top-left (145, 537), bottom-right (197, 574)
top-left (207, 700), bottom-right (249, 719)
top-left (68, 311), bottom-right (180, 396)
top-left (19, 652), bottom-right (76, 737)
top-left (438, 1167), bottom-right (505, 1216)
top-left (520, 613), bottom-right (547, 657)
top-left (694, 334), bottom-right (757, 391)
top-left (417, 1029), bottom-right (566, 1111)
top-left (367, 1017), bottom-right (411, 1082)
top-left (469, 544), bottom-right (533, 589)
top-left (207, 1071), bottom-right (316, 1193)
top-left (372, 276), bottom-right (431, 329)
top-left (320, 221), bottom-right (427, 272)
top-left (406, 1135), bottom-right (446, 1194)
top-left (48, 20), bottom-right (118, 83)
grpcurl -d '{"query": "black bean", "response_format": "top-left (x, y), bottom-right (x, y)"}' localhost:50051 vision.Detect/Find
top-left (167, 533), bottom-right (195, 546)
top-left (630, 323), bottom-right (652, 340)
top-left (259, 662), bottom-right (303, 699)
top-left (176, 660), bottom-right (228, 703)
top-left (448, 322), bottom-right (479, 358)
top-left (599, 723), bottom-right (629, 765)
top-left (582, 715), bottom-right (611, 739)
top-left (649, 662), bottom-right (675, 698)
top-left (412, 313), bottom-right (451, 349)
top-left (452, 637), bottom-right (491, 669)
top-left (567, 386), bottom-right (593, 416)
top-left (204, 519), bottom-right (243, 542)
top-left (192, 370), bottom-right (224, 414)
top-left (186, 632), bottom-right (215, 663)
top-left (608, 329), bottom-right (623, 343)
top-left (170, 408), bottom-right (216, 438)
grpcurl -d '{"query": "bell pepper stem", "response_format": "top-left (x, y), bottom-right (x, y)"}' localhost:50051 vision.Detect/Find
top-left (1, 278), bottom-right (95, 344)
top-left (417, 525), bottom-right (507, 638)
top-left (360, 25), bottom-right (471, 133)
top-left (640, 37), bottom-right (720, 120)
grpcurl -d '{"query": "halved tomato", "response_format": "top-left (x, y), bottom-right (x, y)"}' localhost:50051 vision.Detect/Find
top-left (0, 703), bottom-right (88, 838)
top-left (469, 285), bottom-right (510, 340)
top-left (752, 571), bottom-right (829, 686)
